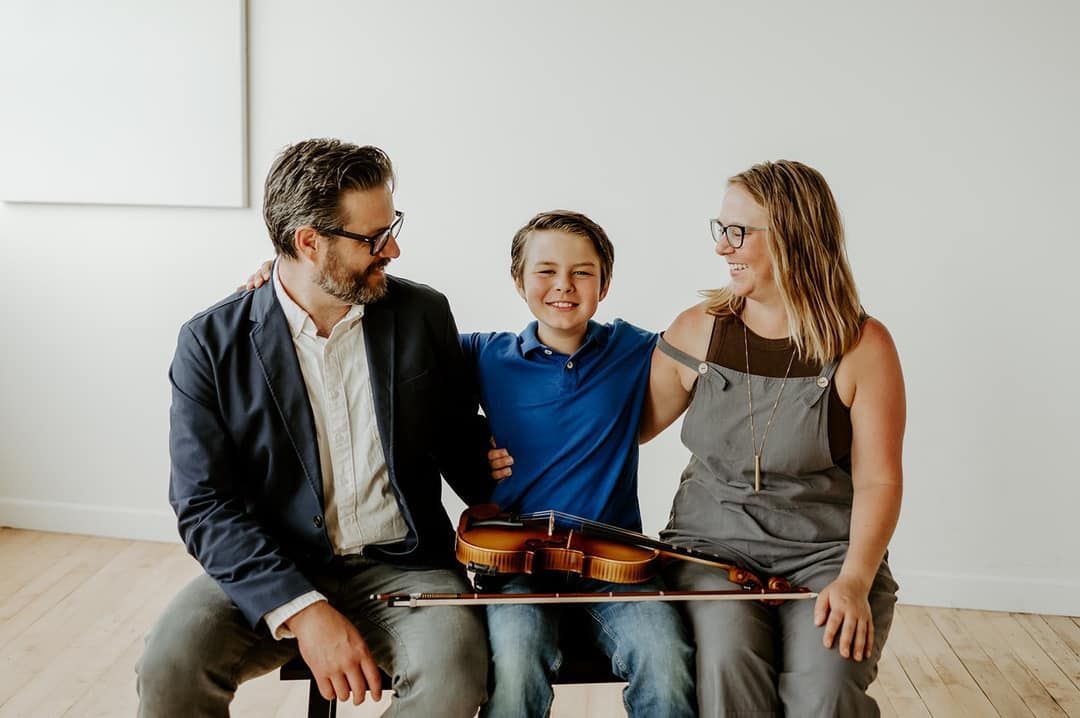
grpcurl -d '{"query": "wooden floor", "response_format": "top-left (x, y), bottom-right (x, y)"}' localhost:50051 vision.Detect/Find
top-left (0, 528), bottom-right (1077, 717)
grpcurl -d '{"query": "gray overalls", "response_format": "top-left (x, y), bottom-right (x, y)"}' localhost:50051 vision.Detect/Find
top-left (657, 335), bottom-right (898, 718)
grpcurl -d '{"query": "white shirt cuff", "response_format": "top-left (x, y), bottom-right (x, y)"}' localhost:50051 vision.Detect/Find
top-left (264, 591), bottom-right (328, 640)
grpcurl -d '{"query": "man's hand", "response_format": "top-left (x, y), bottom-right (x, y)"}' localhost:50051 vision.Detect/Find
top-left (237, 259), bottom-right (274, 292)
top-left (488, 438), bottom-right (513, 480)
top-left (813, 574), bottom-right (874, 661)
top-left (285, 601), bottom-right (382, 704)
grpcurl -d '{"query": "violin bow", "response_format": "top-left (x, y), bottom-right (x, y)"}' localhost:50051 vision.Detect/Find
top-left (373, 587), bottom-right (816, 608)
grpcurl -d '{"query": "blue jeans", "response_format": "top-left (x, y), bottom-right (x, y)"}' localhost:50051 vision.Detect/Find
top-left (478, 574), bottom-right (696, 718)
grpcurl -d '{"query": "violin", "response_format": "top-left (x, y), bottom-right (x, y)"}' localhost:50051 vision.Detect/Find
top-left (455, 504), bottom-right (659, 584)
top-left (447, 505), bottom-right (809, 605)
top-left (374, 505), bottom-right (814, 607)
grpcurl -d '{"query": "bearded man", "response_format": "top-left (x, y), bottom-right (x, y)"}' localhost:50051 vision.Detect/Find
top-left (136, 139), bottom-right (493, 717)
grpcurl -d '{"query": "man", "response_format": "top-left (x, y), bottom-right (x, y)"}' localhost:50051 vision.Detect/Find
top-left (137, 138), bottom-right (493, 716)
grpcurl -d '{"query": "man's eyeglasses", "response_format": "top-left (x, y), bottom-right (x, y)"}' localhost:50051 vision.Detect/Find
top-left (318, 210), bottom-right (404, 256)
top-left (709, 219), bottom-right (769, 249)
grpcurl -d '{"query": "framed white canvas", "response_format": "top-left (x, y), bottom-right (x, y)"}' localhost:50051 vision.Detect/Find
top-left (0, 0), bottom-right (247, 207)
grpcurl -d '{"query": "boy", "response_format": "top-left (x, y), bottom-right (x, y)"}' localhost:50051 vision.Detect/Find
top-left (462, 211), bottom-right (695, 718)
top-left (240, 211), bottom-right (696, 716)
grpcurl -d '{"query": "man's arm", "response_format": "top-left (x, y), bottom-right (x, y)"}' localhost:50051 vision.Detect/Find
top-left (429, 301), bottom-right (496, 505)
top-left (169, 323), bottom-right (316, 627)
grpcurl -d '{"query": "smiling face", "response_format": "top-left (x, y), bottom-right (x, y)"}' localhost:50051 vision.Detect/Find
top-left (716, 183), bottom-right (776, 303)
top-left (516, 229), bottom-right (608, 352)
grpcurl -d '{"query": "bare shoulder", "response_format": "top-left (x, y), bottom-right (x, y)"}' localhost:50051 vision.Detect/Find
top-left (663, 301), bottom-right (713, 358)
top-left (835, 317), bottom-right (903, 405)
top-left (850, 317), bottom-right (900, 366)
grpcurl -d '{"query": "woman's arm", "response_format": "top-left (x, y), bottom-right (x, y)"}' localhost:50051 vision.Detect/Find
top-left (639, 303), bottom-right (713, 443)
top-left (815, 318), bottom-right (906, 661)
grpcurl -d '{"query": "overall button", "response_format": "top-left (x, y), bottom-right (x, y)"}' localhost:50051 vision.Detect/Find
top-left (816, 376), bottom-right (829, 388)
top-left (313, 515), bottom-right (324, 528)
top-left (698, 362), bottom-right (708, 375)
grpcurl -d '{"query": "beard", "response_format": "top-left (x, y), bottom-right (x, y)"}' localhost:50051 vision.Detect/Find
top-left (316, 243), bottom-right (390, 305)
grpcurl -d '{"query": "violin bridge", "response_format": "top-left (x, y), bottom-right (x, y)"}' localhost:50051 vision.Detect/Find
top-left (548, 511), bottom-right (555, 536)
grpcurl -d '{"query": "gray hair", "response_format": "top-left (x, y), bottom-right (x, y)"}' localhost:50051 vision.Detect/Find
top-left (262, 139), bottom-right (394, 257)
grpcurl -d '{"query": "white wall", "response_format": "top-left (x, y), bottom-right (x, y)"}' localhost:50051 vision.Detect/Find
top-left (1, 0), bottom-right (1077, 616)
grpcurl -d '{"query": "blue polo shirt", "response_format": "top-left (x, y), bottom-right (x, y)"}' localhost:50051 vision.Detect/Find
top-left (460, 319), bottom-right (657, 532)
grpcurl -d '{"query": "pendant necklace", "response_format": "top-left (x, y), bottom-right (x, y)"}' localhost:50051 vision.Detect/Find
top-left (742, 320), bottom-right (797, 492)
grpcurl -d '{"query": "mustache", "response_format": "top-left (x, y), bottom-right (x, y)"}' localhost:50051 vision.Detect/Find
top-left (366, 258), bottom-right (391, 275)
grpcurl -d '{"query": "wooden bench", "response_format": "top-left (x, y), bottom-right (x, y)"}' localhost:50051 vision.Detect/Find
top-left (280, 627), bottom-right (622, 717)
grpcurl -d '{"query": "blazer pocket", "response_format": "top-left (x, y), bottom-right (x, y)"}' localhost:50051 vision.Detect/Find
top-left (396, 368), bottom-right (433, 389)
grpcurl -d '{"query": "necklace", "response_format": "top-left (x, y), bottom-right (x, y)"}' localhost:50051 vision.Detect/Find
top-left (742, 321), bottom-right (797, 492)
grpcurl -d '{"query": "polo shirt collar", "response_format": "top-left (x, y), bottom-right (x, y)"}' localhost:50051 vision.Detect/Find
top-left (518, 320), bottom-right (609, 357)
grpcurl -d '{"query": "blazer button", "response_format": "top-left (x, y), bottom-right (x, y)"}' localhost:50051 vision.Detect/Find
top-left (313, 515), bottom-right (323, 528)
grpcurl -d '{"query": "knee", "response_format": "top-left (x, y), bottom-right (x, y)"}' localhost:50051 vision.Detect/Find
top-left (782, 653), bottom-right (879, 718)
top-left (401, 609), bottom-right (489, 713)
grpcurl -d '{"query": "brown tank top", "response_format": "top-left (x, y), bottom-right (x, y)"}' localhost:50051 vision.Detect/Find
top-left (705, 315), bottom-right (852, 470)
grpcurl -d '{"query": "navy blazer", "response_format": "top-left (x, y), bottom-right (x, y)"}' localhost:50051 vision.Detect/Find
top-left (168, 275), bottom-right (494, 627)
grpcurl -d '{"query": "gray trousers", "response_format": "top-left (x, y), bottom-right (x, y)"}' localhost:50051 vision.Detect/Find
top-left (670, 559), bottom-right (897, 718)
top-left (136, 559), bottom-right (488, 717)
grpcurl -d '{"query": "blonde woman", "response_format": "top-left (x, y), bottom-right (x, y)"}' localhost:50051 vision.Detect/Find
top-left (642, 160), bottom-right (904, 717)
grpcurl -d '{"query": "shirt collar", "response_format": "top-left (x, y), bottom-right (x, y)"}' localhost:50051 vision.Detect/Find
top-left (518, 320), bottom-right (609, 357)
top-left (273, 260), bottom-right (364, 340)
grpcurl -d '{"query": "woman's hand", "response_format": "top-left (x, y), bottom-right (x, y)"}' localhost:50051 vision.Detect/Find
top-left (237, 259), bottom-right (274, 292)
top-left (814, 574), bottom-right (874, 661)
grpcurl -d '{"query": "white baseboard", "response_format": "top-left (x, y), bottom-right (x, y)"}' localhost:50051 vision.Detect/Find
top-left (0, 497), bottom-right (180, 543)
top-left (1, 497), bottom-right (1076, 617)
top-left (895, 569), bottom-right (1079, 617)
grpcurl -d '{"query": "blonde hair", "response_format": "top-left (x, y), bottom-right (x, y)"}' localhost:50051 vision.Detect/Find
top-left (704, 160), bottom-right (863, 364)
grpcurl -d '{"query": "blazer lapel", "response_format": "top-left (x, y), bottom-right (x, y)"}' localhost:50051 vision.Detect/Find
top-left (249, 284), bottom-right (325, 506)
top-left (362, 300), bottom-right (395, 477)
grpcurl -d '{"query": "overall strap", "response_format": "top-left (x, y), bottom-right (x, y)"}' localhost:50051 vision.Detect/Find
top-left (658, 334), bottom-right (708, 372)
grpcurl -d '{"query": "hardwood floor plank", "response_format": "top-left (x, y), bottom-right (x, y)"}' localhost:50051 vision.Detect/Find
top-left (0, 530), bottom-right (77, 602)
top-left (0, 535), bottom-right (124, 644)
top-left (958, 609), bottom-right (1068, 717)
top-left (60, 545), bottom-right (199, 717)
top-left (867, 678), bottom-right (899, 718)
top-left (929, 607), bottom-right (1033, 717)
top-left (876, 651), bottom-right (932, 718)
top-left (1045, 616), bottom-right (1080, 661)
top-left (0, 541), bottom-right (190, 717)
top-left (897, 605), bottom-right (1000, 716)
top-left (996, 613), bottom-right (1080, 717)
top-left (888, 607), bottom-right (959, 716)
top-left (1016, 614), bottom-right (1080, 692)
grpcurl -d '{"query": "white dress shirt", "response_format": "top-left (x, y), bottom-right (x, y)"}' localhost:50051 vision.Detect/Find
top-left (263, 263), bottom-right (407, 638)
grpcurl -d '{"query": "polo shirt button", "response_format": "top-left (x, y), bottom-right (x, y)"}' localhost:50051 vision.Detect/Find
top-left (313, 515), bottom-right (323, 528)
top-left (566, 361), bottom-right (574, 369)
top-left (698, 362), bottom-right (708, 375)
top-left (816, 376), bottom-right (829, 388)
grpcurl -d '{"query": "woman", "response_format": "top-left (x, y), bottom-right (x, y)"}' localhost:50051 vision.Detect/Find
top-left (641, 160), bottom-right (904, 717)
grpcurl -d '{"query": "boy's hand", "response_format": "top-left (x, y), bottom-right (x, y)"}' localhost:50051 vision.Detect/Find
top-left (488, 439), bottom-right (513, 480)
top-left (237, 259), bottom-right (274, 292)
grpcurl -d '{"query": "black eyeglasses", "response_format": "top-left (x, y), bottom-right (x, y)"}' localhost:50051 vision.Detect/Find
top-left (318, 210), bottom-right (404, 256)
top-left (709, 219), bottom-right (769, 249)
